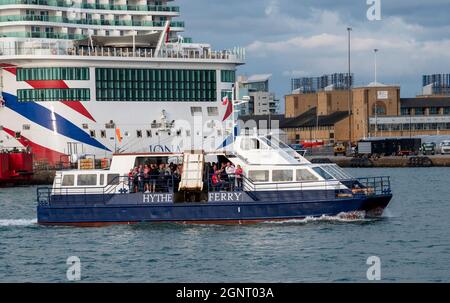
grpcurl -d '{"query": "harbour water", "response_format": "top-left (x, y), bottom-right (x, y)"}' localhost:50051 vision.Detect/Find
top-left (1, 168), bottom-right (449, 282)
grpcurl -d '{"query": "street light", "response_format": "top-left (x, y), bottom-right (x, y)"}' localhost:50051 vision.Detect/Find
top-left (374, 49), bottom-right (379, 137)
top-left (347, 27), bottom-right (352, 148)
top-left (374, 48), bottom-right (379, 83)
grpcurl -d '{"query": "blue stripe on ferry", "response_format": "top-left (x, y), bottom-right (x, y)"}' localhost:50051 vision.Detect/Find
top-left (2, 92), bottom-right (110, 151)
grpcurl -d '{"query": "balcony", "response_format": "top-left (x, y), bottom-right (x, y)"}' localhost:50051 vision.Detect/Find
top-left (0, 0), bottom-right (180, 13)
top-left (0, 15), bottom-right (184, 28)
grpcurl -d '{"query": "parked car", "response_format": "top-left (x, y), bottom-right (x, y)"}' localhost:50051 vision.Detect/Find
top-left (421, 142), bottom-right (436, 155)
top-left (440, 140), bottom-right (450, 155)
top-left (334, 143), bottom-right (346, 156)
top-left (289, 144), bottom-right (307, 157)
top-left (289, 144), bottom-right (304, 152)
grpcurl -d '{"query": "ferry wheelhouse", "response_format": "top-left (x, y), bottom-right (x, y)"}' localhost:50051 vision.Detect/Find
top-left (37, 134), bottom-right (393, 226)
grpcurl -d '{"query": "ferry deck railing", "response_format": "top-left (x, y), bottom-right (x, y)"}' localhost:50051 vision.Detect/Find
top-left (37, 174), bottom-right (391, 206)
top-left (205, 170), bottom-right (391, 200)
top-left (37, 175), bottom-right (177, 206)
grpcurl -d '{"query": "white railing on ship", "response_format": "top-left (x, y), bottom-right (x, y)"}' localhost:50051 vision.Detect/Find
top-left (0, 46), bottom-right (246, 61)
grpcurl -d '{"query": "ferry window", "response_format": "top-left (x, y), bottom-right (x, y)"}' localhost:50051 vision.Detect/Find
top-left (248, 170), bottom-right (269, 182)
top-left (62, 175), bottom-right (75, 186)
top-left (136, 130), bottom-right (142, 138)
top-left (95, 68), bottom-right (216, 102)
top-left (107, 174), bottom-right (120, 185)
top-left (77, 174), bottom-right (98, 186)
top-left (17, 88), bottom-right (90, 102)
top-left (296, 169), bottom-right (319, 181)
top-left (221, 70), bottom-right (236, 83)
top-left (190, 107), bottom-right (202, 116)
top-left (241, 138), bottom-right (258, 150)
top-left (312, 167), bottom-right (334, 180)
top-left (272, 170), bottom-right (293, 182)
top-left (100, 174), bottom-right (105, 186)
top-left (207, 107), bottom-right (218, 116)
top-left (17, 67), bottom-right (89, 81)
top-left (100, 130), bottom-right (106, 138)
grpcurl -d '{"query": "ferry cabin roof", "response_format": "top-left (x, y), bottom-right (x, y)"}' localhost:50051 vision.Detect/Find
top-left (53, 135), bottom-right (356, 193)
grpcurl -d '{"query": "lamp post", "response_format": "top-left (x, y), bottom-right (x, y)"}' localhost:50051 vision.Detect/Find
top-left (374, 48), bottom-right (379, 83)
top-left (347, 27), bottom-right (352, 148)
top-left (374, 49), bottom-right (379, 137)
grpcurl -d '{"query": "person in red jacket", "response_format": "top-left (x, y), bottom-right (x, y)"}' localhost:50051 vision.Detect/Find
top-left (211, 171), bottom-right (225, 191)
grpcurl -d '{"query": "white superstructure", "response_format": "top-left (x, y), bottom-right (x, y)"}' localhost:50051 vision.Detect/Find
top-left (0, 0), bottom-right (245, 165)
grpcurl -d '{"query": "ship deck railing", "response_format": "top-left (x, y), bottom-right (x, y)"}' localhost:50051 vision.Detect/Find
top-left (206, 172), bottom-right (391, 199)
top-left (37, 175), bottom-right (391, 206)
top-left (37, 175), bottom-right (177, 206)
top-left (0, 45), bottom-right (245, 61)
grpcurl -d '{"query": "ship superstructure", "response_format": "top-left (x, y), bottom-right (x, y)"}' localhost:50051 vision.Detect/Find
top-left (0, 0), bottom-right (245, 165)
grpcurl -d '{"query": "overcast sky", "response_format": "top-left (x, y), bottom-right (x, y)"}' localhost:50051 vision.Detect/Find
top-left (177, 0), bottom-right (450, 109)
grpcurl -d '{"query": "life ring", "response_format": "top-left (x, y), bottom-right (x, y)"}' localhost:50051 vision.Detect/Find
top-left (51, 48), bottom-right (57, 55)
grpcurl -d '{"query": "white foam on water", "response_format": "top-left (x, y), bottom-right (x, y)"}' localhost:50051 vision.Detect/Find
top-left (263, 211), bottom-right (369, 225)
top-left (0, 219), bottom-right (37, 226)
top-left (381, 208), bottom-right (395, 218)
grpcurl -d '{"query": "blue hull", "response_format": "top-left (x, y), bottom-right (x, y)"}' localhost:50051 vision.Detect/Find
top-left (37, 191), bottom-right (392, 226)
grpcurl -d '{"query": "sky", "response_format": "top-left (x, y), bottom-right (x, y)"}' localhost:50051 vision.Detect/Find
top-left (177, 0), bottom-right (450, 111)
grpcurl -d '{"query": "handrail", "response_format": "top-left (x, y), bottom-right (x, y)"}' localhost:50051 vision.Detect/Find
top-left (37, 173), bottom-right (391, 206)
top-left (0, 0), bottom-right (180, 13)
top-left (0, 44), bottom-right (246, 62)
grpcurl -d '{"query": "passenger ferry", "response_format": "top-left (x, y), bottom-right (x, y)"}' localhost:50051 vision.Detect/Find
top-left (36, 134), bottom-right (393, 226)
top-left (0, 0), bottom-right (244, 165)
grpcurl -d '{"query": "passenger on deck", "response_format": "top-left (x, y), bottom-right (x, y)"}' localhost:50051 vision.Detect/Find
top-left (137, 165), bottom-right (144, 192)
top-left (211, 171), bottom-right (225, 191)
top-left (235, 165), bottom-right (243, 190)
top-left (132, 167), bottom-right (139, 193)
top-left (220, 163), bottom-right (227, 180)
top-left (143, 165), bottom-right (150, 193)
top-left (128, 169), bottom-right (134, 192)
top-left (225, 162), bottom-right (236, 191)
top-left (150, 164), bottom-right (159, 193)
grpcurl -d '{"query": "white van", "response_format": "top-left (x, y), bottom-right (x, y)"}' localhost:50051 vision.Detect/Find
top-left (440, 140), bottom-right (450, 154)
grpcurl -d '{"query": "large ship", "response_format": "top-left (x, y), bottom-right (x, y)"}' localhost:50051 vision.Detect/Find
top-left (0, 0), bottom-right (244, 165)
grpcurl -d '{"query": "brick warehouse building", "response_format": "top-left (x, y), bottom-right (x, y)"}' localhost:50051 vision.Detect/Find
top-left (282, 82), bottom-right (450, 145)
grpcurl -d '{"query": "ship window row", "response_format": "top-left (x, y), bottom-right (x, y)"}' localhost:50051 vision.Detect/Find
top-left (62, 173), bottom-right (120, 187)
top-left (96, 81), bottom-right (216, 91)
top-left (96, 88), bottom-right (216, 102)
top-left (96, 68), bottom-right (217, 102)
top-left (221, 70), bottom-right (236, 83)
top-left (248, 169), bottom-right (320, 183)
top-left (17, 88), bottom-right (90, 102)
top-left (96, 68), bottom-right (216, 83)
top-left (17, 67), bottom-right (90, 81)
